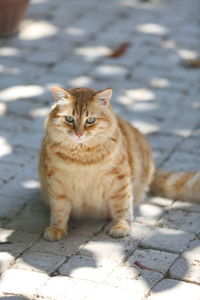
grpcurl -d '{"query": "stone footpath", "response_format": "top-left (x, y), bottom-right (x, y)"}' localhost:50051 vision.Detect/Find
top-left (0, 0), bottom-right (200, 299)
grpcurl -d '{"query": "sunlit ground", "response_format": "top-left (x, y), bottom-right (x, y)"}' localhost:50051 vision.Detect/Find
top-left (0, 0), bottom-right (200, 296)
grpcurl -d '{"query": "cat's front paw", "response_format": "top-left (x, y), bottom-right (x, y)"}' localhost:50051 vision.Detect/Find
top-left (109, 221), bottom-right (131, 238)
top-left (44, 226), bottom-right (67, 241)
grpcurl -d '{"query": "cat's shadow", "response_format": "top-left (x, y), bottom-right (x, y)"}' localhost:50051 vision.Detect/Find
top-left (0, 196), bottom-right (195, 297)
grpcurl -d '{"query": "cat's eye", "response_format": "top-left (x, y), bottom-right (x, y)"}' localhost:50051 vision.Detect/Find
top-left (86, 117), bottom-right (96, 124)
top-left (65, 116), bottom-right (74, 123)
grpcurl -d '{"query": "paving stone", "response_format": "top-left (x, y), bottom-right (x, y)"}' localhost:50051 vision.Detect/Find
top-left (5, 201), bottom-right (49, 234)
top-left (31, 234), bottom-right (90, 257)
top-left (76, 221), bottom-right (150, 262)
top-left (148, 278), bottom-right (200, 300)
top-left (0, 84), bottom-right (45, 102)
top-left (0, 147), bottom-right (36, 166)
top-left (172, 201), bottom-right (200, 213)
top-left (78, 234), bottom-right (137, 264)
top-left (86, 282), bottom-right (148, 300)
top-left (5, 97), bottom-right (48, 118)
top-left (36, 72), bottom-right (71, 87)
top-left (151, 149), bottom-right (168, 167)
top-left (38, 276), bottom-right (97, 300)
top-left (134, 203), bottom-right (165, 226)
top-left (0, 269), bottom-right (49, 298)
top-left (159, 210), bottom-right (200, 234)
top-left (162, 151), bottom-right (200, 172)
top-left (104, 265), bottom-right (163, 291)
top-left (58, 254), bottom-right (118, 282)
top-left (7, 129), bottom-right (43, 150)
top-left (0, 194), bottom-right (29, 218)
top-left (180, 137), bottom-right (200, 155)
top-left (129, 221), bottom-right (153, 241)
top-left (0, 0), bottom-right (200, 297)
top-left (27, 50), bottom-right (61, 65)
top-left (132, 66), bottom-right (192, 92)
top-left (128, 115), bottom-right (161, 135)
top-left (147, 133), bottom-right (182, 152)
top-left (128, 248), bottom-right (178, 274)
top-left (90, 64), bottom-right (128, 80)
top-left (148, 197), bottom-right (174, 208)
top-left (141, 227), bottom-right (195, 253)
top-left (69, 218), bottom-right (107, 237)
top-left (19, 20), bottom-right (57, 41)
top-left (0, 252), bottom-right (16, 274)
top-left (169, 239), bottom-right (200, 284)
top-left (0, 114), bottom-right (41, 134)
top-left (0, 163), bottom-right (16, 186)
top-left (51, 59), bottom-right (90, 77)
top-left (0, 229), bottom-right (40, 255)
top-left (14, 251), bottom-right (66, 274)
top-left (160, 110), bottom-right (200, 137)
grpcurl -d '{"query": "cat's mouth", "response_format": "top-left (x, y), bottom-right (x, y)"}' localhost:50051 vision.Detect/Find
top-left (68, 134), bottom-right (88, 144)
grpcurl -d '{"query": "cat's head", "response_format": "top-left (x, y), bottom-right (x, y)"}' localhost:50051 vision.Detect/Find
top-left (48, 87), bottom-right (114, 144)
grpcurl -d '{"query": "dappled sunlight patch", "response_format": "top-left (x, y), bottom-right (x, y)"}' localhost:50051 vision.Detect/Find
top-left (0, 85), bottom-right (45, 101)
top-left (75, 46), bottom-right (111, 61)
top-left (126, 89), bottom-right (155, 101)
top-left (137, 23), bottom-right (168, 35)
top-left (69, 76), bottom-right (94, 87)
top-left (0, 64), bottom-right (20, 76)
top-left (177, 49), bottom-right (198, 60)
top-left (149, 77), bottom-right (170, 88)
top-left (64, 26), bottom-right (87, 37)
top-left (22, 180), bottom-right (40, 189)
top-left (192, 102), bottom-right (200, 109)
top-left (0, 103), bottom-right (6, 115)
top-left (132, 121), bottom-right (159, 134)
top-left (93, 65), bottom-right (127, 78)
top-left (117, 95), bottom-right (134, 106)
top-left (0, 137), bottom-right (12, 157)
top-left (0, 47), bottom-right (20, 56)
top-left (173, 129), bottom-right (193, 137)
top-left (0, 252), bottom-right (16, 273)
top-left (19, 21), bottom-right (57, 40)
top-left (117, 88), bottom-right (155, 108)
top-left (0, 228), bottom-right (15, 242)
top-left (133, 102), bottom-right (159, 112)
top-left (30, 107), bottom-right (50, 118)
top-left (118, 0), bottom-right (140, 8)
top-left (161, 39), bottom-right (176, 49)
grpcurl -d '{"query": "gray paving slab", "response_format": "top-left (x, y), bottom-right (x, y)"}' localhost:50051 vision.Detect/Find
top-left (0, 0), bottom-right (200, 298)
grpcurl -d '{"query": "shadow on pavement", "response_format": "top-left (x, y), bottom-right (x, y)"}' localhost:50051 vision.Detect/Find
top-left (0, 0), bottom-right (200, 298)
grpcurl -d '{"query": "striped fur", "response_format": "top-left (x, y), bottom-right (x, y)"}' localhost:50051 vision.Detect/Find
top-left (150, 170), bottom-right (200, 202)
top-left (39, 87), bottom-right (199, 241)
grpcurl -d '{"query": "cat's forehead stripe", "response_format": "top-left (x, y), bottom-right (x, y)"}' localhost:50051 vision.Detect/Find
top-left (69, 88), bottom-right (96, 117)
top-left (74, 99), bottom-right (87, 116)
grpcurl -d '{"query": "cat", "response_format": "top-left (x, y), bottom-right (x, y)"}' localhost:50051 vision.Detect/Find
top-left (39, 87), bottom-right (200, 241)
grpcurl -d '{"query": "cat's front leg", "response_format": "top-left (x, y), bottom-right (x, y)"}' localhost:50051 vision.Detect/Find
top-left (44, 177), bottom-right (71, 241)
top-left (109, 183), bottom-right (133, 238)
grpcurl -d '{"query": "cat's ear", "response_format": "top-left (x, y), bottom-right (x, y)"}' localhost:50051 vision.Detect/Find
top-left (51, 86), bottom-right (70, 103)
top-left (94, 88), bottom-right (113, 106)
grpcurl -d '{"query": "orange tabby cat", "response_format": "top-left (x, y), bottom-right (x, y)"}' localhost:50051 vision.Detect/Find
top-left (39, 87), bottom-right (200, 241)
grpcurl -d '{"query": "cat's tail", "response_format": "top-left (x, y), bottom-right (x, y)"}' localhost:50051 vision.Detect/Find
top-left (150, 169), bottom-right (200, 202)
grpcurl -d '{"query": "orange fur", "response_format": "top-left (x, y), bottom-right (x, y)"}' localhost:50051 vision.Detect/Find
top-left (150, 170), bottom-right (200, 202)
top-left (39, 86), bottom-right (199, 241)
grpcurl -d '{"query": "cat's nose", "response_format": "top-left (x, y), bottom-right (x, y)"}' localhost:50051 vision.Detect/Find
top-left (76, 131), bottom-right (83, 137)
